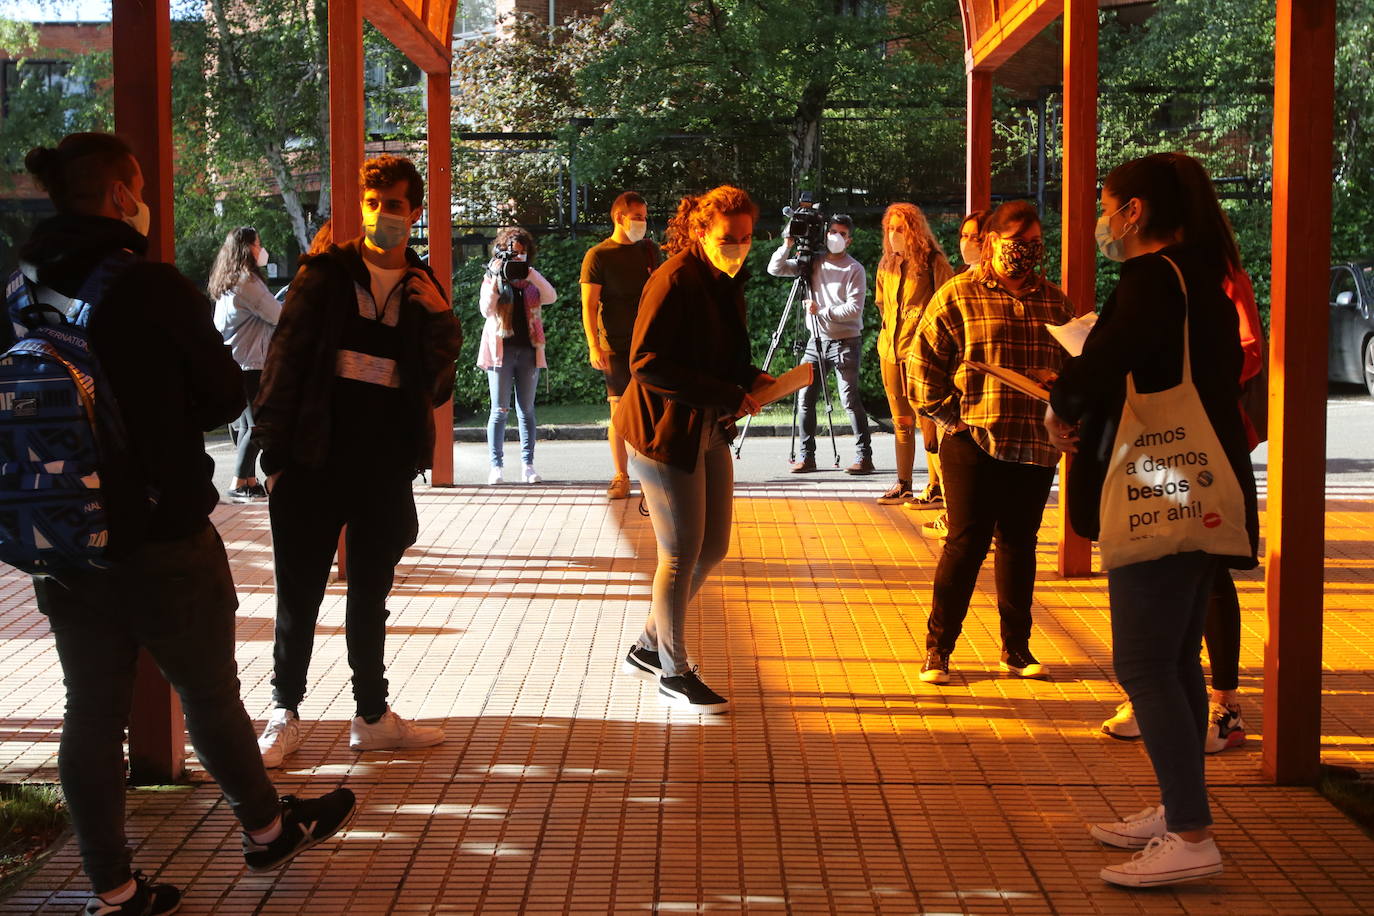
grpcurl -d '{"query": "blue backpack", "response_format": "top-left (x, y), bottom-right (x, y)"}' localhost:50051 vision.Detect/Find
top-left (0, 253), bottom-right (147, 576)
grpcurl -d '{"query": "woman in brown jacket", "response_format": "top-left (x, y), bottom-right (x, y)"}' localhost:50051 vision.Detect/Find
top-left (612, 185), bottom-right (771, 714)
top-left (874, 203), bottom-right (954, 506)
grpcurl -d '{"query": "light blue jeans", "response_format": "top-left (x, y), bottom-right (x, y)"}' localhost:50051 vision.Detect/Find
top-left (632, 419), bottom-right (734, 677)
top-left (487, 342), bottom-right (539, 468)
top-left (1108, 549), bottom-right (1219, 833)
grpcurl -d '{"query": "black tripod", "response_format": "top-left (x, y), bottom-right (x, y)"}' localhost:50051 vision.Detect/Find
top-left (734, 265), bottom-right (841, 465)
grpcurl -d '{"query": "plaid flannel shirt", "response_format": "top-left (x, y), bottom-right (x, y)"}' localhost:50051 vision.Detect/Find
top-left (908, 266), bottom-right (1074, 467)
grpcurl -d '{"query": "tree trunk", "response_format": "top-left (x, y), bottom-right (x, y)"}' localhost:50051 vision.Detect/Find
top-left (309, 0), bottom-right (331, 223)
top-left (264, 140), bottom-right (312, 250)
top-left (789, 81), bottom-right (828, 199)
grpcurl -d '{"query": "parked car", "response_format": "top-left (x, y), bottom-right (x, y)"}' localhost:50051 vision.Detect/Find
top-left (1328, 259), bottom-right (1374, 396)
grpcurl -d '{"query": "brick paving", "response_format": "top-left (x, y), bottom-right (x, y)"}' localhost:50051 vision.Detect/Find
top-left (1, 481), bottom-right (1371, 914)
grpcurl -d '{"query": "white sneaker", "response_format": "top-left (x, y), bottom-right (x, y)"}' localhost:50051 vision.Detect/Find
top-left (1100, 832), bottom-right (1222, 887)
top-left (487, 467), bottom-right (504, 485)
top-left (522, 464), bottom-right (542, 484)
top-left (349, 707), bottom-right (445, 751)
top-left (257, 708), bottom-right (302, 769)
top-left (1090, 804), bottom-right (1166, 849)
top-left (1101, 699), bottom-right (1142, 739)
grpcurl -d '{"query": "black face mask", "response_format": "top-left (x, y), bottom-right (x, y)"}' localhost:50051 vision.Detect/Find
top-left (994, 238), bottom-right (1043, 279)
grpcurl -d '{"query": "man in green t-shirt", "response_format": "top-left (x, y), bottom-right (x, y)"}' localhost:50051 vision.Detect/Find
top-left (579, 191), bottom-right (661, 499)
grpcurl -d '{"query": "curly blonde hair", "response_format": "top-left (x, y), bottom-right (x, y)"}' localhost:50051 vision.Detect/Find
top-left (663, 185), bottom-right (759, 257)
top-left (879, 202), bottom-right (945, 271)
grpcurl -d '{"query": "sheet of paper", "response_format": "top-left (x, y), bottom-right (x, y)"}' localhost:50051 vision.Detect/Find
top-left (751, 362), bottom-right (814, 408)
top-left (1046, 312), bottom-right (1098, 357)
top-left (965, 360), bottom-right (1050, 402)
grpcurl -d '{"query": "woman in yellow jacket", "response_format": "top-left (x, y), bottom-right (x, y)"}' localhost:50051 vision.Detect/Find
top-left (874, 203), bottom-right (954, 506)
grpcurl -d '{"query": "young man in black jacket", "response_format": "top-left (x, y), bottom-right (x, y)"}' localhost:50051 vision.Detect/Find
top-left (253, 155), bottom-right (462, 766)
top-left (18, 132), bottom-right (354, 916)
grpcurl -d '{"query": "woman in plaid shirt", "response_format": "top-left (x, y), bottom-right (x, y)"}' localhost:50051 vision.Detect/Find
top-left (907, 200), bottom-right (1074, 684)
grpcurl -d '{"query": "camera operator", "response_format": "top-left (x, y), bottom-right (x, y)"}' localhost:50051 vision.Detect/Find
top-left (477, 227), bottom-right (557, 484)
top-left (767, 214), bottom-right (872, 474)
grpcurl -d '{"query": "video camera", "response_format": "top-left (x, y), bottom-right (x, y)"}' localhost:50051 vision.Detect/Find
top-left (782, 191), bottom-right (829, 264)
top-left (489, 242), bottom-right (529, 282)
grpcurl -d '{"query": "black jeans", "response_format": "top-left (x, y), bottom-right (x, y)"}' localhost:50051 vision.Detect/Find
top-left (268, 460), bottom-right (418, 719)
top-left (229, 369), bottom-right (263, 480)
top-left (34, 524), bottom-right (280, 894)
top-left (926, 430), bottom-right (1056, 655)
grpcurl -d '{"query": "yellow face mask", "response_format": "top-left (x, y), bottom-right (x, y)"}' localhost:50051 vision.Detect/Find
top-left (702, 237), bottom-right (751, 277)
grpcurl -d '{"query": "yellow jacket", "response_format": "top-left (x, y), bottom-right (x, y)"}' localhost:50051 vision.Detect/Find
top-left (875, 249), bottom-right (954, 364)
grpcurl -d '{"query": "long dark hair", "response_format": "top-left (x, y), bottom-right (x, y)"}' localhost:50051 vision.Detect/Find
top-left (207, 226), bottom-right (262, 298)
top-left (1103, 152), bottom-right (1241, 275)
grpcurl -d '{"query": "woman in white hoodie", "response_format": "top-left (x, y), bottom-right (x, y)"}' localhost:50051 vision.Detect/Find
top-left (209, 226), bottom-right (281, 502)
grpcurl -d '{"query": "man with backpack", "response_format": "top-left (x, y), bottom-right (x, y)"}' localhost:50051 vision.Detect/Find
top-left (252, 154), bottom-right (462, 767)
top-left (9, 132), bottom-right (354, 916)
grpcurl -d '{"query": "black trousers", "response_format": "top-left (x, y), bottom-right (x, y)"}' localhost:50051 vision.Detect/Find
top-left (268, 460), bottom-right (418, 718)
top-left (926, 430), bottom-right (1055, 655)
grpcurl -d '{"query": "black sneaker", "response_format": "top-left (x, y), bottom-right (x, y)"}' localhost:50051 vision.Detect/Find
top-left (658, 668), bottom-right (730, 713)
top-left (621, 645), bottom-right (663, 680)
top-left (242, 788), bottom-right (356, 872)
top-left (84, 872), bottom-right (181, 915)
top-left (227, 485), bottom-right (266, 503)
top-left (919, 648), bottom-right (950, 684)
top-left (1001, 647), bottom-right (1050, 680)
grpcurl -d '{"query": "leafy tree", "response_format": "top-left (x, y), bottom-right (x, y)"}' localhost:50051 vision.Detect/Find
top-left (576, 0), bottom-right (964, 201)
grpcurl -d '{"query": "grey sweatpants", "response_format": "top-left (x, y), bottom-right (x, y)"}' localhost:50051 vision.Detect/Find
top-left (632, 420), bottom-right (734, 677)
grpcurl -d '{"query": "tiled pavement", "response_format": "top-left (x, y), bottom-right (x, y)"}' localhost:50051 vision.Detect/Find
top-left (1, 481), bottom-right (1372, 914)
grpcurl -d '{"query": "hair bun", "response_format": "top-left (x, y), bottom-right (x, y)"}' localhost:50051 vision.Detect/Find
top-left (24, 146), bottom-right (59, 181)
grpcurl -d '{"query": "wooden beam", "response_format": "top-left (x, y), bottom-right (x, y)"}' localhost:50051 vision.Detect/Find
top-left (427, 71), bottom-right (456, 485)
top-left (966, 69), bottom-right (992, 213)
top-left (365, 0), bottom-right (449, 74)
top-left (967, 0), bottom-right (1064, 73)
top-left (1057, 0), bottom-right (1097, 577)
top-left (113, 0), bottom-right (185, 787)
top-left (1263, 0), bottom-right (1336, 786)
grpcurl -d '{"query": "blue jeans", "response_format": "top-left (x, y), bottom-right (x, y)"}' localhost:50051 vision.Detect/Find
top-left (33, 524), bottom-right (280, 893)
top-left (632, 420), bottom-right (734, 677)
top-left (797, 335), bottom-right (871, 462)
top-left (1108, 550), bottom-right (1218, 833)
top-left (487, 342), bottom-right (539, 468)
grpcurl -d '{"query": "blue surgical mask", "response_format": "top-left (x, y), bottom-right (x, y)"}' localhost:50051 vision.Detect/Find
top-left (1095, 203), bottom-right (1131, 262)
top-left (366, 211), bottom-right (411, 251)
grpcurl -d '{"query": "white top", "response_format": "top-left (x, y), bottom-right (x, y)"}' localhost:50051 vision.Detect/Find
top-left (766, 245), bottom-right (867, 341)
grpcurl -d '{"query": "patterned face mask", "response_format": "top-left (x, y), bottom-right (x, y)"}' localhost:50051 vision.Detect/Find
top-left (993, 237), bottom-right (1043, 280)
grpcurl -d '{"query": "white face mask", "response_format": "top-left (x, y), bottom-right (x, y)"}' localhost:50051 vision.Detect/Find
top-left (115, 183), bottom-right (150, 237)
top-left (1095, 203), bottom-right (1131, 262)
top-left (888, 233), bottom-right (906, 254)
top-left (702, 237), bottom-right (751, 277)
top-left (960, 240), bottom-right (982, 266)
top-left (624, 219), bottom-right (647, 243)
top-left (826, 232), bottom-right (847, 254)
top-left (365, 211), bottom-right (411, 252)
top-left (256, 246), bottom-right (270, 268)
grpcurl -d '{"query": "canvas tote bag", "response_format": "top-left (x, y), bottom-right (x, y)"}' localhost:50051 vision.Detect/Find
top-left (1097, 256), bottom-right (1251, 570)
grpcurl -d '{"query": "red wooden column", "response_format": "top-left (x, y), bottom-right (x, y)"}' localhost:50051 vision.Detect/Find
top-left (965, 69), bottom-right (992, 213)
top-left (1263, 0), bottom-right (1336, 786)
top-left (113, 0), bottom-right (184, 786)
top-left (1056, 0), bottom-right (1097, 577)
top-left (330, 0), bottom-right (365, 578)
top-left (427, 71), bottom-right (455, 485)
top-left (330, 0), bottom-right (365, 243)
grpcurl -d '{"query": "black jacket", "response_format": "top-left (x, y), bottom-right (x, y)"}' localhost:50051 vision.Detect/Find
top-left (18, 214), bottom-right (244, 547)
top-left (612, 244), bottom-right (763, 472)
top-left (253, 239), bottom-right (463, 475)
top-left (1049, 244), bottom-right (1259, 568)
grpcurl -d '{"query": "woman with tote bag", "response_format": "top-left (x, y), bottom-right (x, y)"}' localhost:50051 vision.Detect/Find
top-left (1045, 152), bottom-right (1258, 889)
